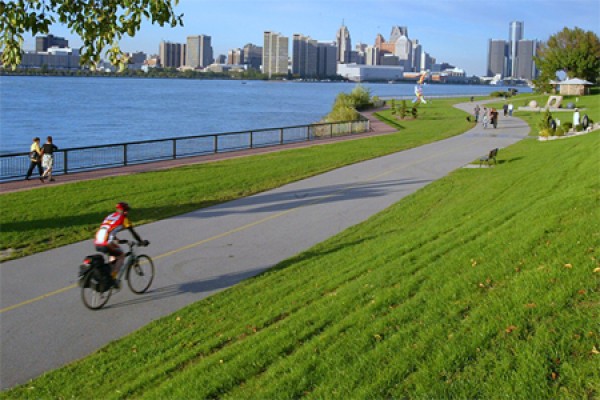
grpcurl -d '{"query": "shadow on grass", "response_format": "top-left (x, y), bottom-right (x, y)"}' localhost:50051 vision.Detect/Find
top-left (105, 267), bottom-right (267, 310)
top-left (2, 178), bottom-right (432, 234)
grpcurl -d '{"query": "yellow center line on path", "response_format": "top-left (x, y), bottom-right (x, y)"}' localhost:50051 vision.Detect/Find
top-left (1, 144), bottom-right (474, 315)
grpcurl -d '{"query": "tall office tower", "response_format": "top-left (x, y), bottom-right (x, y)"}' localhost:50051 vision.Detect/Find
top-left (243, 43), bottom-right (263, 70)
top-left (365, 46), bottom-right (380, 65)
top-left (421, 51), bottom-right (434, 71)
top-left (508, 21), bottom-right (524, 77)
top-left (263, 31), bottom-right (289, 78)
top-left (394, 34), bottom-right (413, 70)
top-left (316, 42), bottom-right (337, 77)
top-left (389, 26), bottom-right (408, 43)
top-left (292, 34), bottom-right (318, 78)
top-left (412, 40), bottom-right (422, 72)
top-left (227, 48), bottom-right (244, 65)
top-left (36, 34), bottom-right (68, 52)
top-left (336, 23), bottom-right (352, 63)
top-left (487, 39), bottom-right (508, 77)
top-left (159, 41), bottom-right (185, 68)
top-left (186, 35), bottom-right (213, 68)
top-left (515, 39), bottom-right (538, 80)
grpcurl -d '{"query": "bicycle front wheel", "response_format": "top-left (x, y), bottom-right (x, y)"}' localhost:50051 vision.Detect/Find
top-left (127, 254), bottom-right (155, 294)
top-left (81, 273), bottom-right (112, 310)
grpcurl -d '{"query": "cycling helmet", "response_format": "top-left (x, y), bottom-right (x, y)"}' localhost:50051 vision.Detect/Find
top-left (116, 202), bottom-right (130, 212)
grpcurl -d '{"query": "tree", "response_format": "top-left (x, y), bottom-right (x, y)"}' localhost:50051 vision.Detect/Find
top-left (534, 27), bottom-right (600, 88)
top-left (0, 0), bottom-right (183, 70)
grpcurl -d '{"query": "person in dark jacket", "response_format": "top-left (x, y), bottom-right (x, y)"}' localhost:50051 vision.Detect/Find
top-left (40, 136), bottom-right (58, 182)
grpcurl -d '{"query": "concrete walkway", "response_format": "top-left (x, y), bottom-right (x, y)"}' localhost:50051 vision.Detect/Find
top-left (0, 101), bottom-right (530, 390)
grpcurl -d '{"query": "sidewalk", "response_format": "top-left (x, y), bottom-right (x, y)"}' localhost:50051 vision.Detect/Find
top-left (1, 109), bottom-right (395, 194)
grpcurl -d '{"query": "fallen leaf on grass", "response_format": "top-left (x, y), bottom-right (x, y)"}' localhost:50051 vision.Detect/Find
top-left (577, 289), bottom-right (587, 295)
top-left (591, 346), bottom-right (600, 355)
top-left (471, 259), bottom-right (477, 267)
top-left (593, 267), bottom-right (600, 273)
top-left (505, 325), bottom-right (518, 334)
top-left (525, 303), bottom-right (537, 309)
top-left (564, 263), bottom-right (573, 269)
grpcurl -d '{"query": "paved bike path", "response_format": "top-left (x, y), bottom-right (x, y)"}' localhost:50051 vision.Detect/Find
top-left (0, 101), bottom-right (530, 390)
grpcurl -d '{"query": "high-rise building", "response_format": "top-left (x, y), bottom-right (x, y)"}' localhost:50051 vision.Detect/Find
top-left (292, 34), bottom-right (318, 78)
top-left (389, 26), bottom-right (408, 43)
top-left (336, 23), bottom-right (352, 63)
top-left (36, 34), bottom-right (68, 52)
top-left (487, 39), bottom-right (508, 77)
top-left (508, 21), bottom-right (524, 77)
top-left (365, 46), bottom-right (380, 66)
top-left (186, 35), bottom-right (213, 68)
top-left (243, 43), bottom-right (263, 70)
top-left (316, 42), bottom-right (337, 77)
top-left (412, 40), bottom-right (422, 72)
top-left (227, 48), bottom-right (244, 65)
top-left (159, 41), bottom-right (185, 68)
top-left (263, 31), bottom-right (289, 78)
top-left (515, 39), bottom-right (538, 80)
top-left (394, 35), bottom-right (413, 71)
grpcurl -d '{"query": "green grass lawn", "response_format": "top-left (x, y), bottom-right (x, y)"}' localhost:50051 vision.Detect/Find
top-left (3, 115), bottom-right (598, 399)
top-left (1, 97), bottom-right (474, 261)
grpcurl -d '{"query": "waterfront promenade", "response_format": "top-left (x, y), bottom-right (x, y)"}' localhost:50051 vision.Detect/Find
top-left (0, 101), bottom-right (530, 389)
top-left (0, 109), bottom-right (393, 194)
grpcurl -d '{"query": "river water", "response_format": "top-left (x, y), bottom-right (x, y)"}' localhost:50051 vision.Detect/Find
top-left (0, 76), bottom-right (526, 154)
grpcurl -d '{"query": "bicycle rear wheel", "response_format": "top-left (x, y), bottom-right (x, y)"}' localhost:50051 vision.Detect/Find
top-left (81, 272), bottom-right (112, 310)
top-left (127, 254), bottom-right (155, 294)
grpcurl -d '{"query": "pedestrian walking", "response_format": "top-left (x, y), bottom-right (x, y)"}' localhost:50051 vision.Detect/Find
top-left (474, 105), bottom-right (480, 122)
top-left (40, 136), bottom-right (58, 182)
top-left (508, 103), bottom-right (514, 117)
top-left (491, 109), bottom-right (499, 129)
top-left (503, 103), bottom-right (508, 116)
top-left (25, 137), bottom-right (43, 181)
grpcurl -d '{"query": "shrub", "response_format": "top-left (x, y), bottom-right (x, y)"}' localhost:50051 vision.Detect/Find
top-left (555, 126), bottom-right (565, 136)
top-left (563, 122), bottom-right (573, 131)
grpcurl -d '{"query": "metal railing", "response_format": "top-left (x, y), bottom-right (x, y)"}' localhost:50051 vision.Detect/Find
top-left (0, 118), bottom-right (370, 182)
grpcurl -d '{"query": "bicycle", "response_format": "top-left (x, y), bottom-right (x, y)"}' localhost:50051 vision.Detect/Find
top-left (79, 240), bottom-right (154, 310)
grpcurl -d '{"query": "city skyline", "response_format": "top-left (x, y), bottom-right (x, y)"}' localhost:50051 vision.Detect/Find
top-left (20, 0), bottom-right (600, 76)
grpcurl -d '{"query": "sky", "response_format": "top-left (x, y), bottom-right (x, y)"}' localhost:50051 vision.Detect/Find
top-left (22, 0), bottom-right (600, 76)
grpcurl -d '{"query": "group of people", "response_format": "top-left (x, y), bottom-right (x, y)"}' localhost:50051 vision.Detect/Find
top-left (25, 136), bottom-right (58, 182)
top-left (473, 105), bottom-right (510, 129)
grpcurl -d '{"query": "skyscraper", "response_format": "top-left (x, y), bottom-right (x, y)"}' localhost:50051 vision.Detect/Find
top-left (389, 26), bottom-right (408, 43)
top-left (508, 21), bottom-right (524, 77)
top-left (159, 41), bottom-right (185, 68)
top-left (243, 43), bottom-right (263, 70)
top-left (36, 34), bottom-right (68, 52)
top-left (336, 23), bottom-right (351, 64)
top-left (186, 35), bottom-right (213, 69)
top-left (487, 39), bottom-right (508, 77)
top-left (316, 42), bottom-right (337, 77)
top-left (515, 39), bottom-right (538, 80)
top-left (263, 31), bottom-right (289, 78)
top-left (292, 34), bottom-right (318, 78)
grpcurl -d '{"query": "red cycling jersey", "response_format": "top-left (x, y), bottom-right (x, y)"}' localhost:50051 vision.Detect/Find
top-left (94, 212), bottom-right (133, 246)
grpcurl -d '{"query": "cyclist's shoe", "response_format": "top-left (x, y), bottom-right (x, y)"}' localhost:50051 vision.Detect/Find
top-left (112, 278), bottom-right (121, 290)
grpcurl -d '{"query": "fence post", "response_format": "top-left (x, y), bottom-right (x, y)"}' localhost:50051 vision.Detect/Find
top-left (250, 131), bottom-right (254, 148)
top-left (280, 128), bottom-right (284, 144)
top-left (124, 144), bottom-right (128, 166)
top-left (306, 126), bottom-right (310, 141)
top-left (173, 139), bottom-right (177, 159)
top-left (330, 123), bottom-right (333, 138)
top-left (63, 151), bottom-right (68, 175)
top-left (213, 135), bottom-right (218, 153)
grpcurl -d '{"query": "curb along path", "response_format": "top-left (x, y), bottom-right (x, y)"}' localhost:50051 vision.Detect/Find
top-left (0, 101), bottom-right (530, 390)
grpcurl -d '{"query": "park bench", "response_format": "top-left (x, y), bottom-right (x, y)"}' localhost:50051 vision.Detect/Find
top-left (479, 148), bottom-right (499, 167)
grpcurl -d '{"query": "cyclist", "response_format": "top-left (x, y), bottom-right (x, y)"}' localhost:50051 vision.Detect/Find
top-left (94, 202), bottom-right (148, 286)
